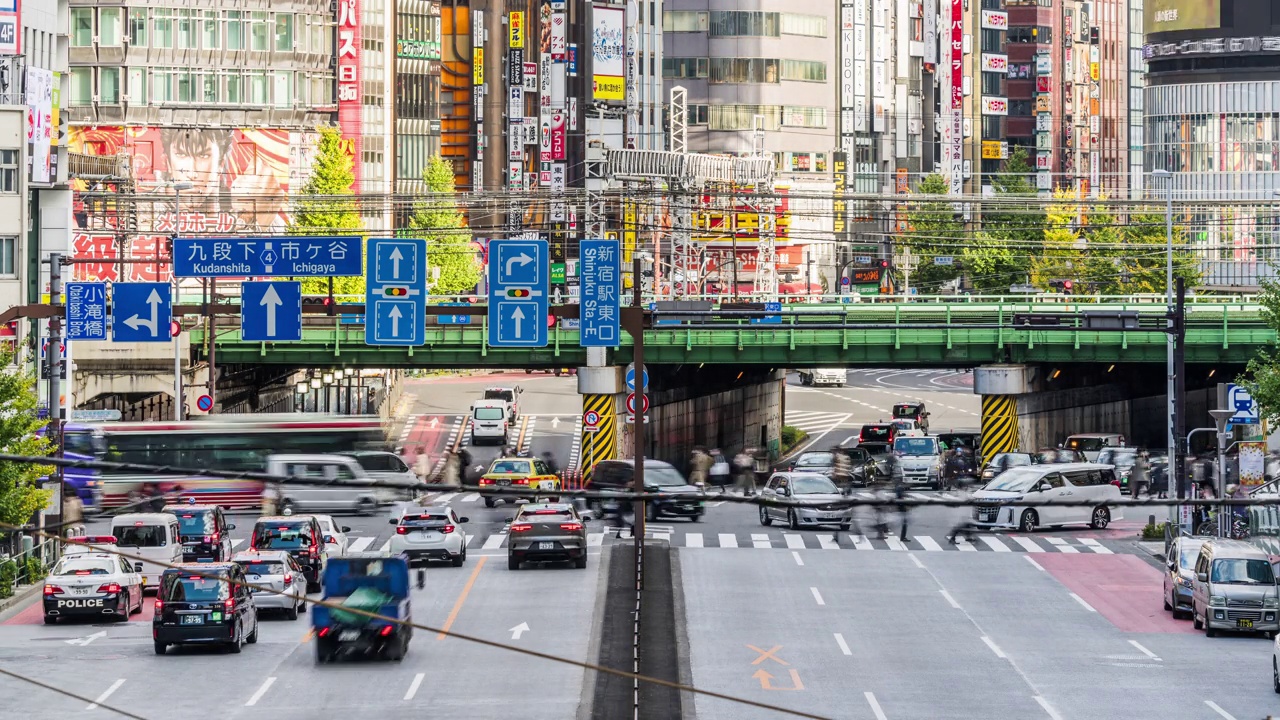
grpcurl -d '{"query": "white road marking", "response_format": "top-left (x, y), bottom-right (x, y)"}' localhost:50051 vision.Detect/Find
top-left (685, 533), bottom-right (704, 548)
top-left (981, 636), bottom-right (1006, 659)
top-left (850, 534), bottom-right (873, 550)
top-left (751, 534), bottom-right (772, 549)
top-left (1127, 640), bottom-right (1161, 661)
top-left (718, 533), bottom-right (738, 548)
top-left (792, 551), bottom-right (805, 566)
top-left (377, 538), bottom-right (392, 552)
top-left (909, 492), bottom-right (931, 500)
top-left (434, 492), bottom-right (457, 504)
top-left (1045, 537), bottom-right (1079, 553)
top-left (939, 589), bottom-right (962, 609)
top-left (245, 677), bottom-right (276, 707)
top-left (980, 536), bottom-right (1012, 552)
top-left (1069, 593), bottom-right (1097, 612)
top-left (810, 587), bottom-right (825, 606)
top-left (908, 554), bottom-right (925, 569)
top-left (1035, 696), bottom-right (1064, 720)
top-left (1204, 700), bottom-right (1238, 720)
top-left (1080, 538), bottom-right (1113, 554)
top-left (1010, 536), bottom-right (1044, 553)
top-left (834, 633), bottom-right (852, 655)
top-left (885, 537), bottom-right (907, 551)
top-left (865, 692), bottom-right (889, 720)
top-left (955, 536), bottom-right (977, 551)
top-left (914, 536), bottom-right (944, 552)
top-left (458, 493), bottom-right (480, 502)
top-left (404, 673), bottom-right (425, 700)
top-left (482, 534), bottom-right (506, 550)
top-left (587, 533), bottom-right (605, 547)
top-left (1025, 556), bottom-right (1046, 572)
top-left (230, 538), bottom-right (246, 550)
top-left (86, 679), bottom-right (125, 711)
top-left (348, 536), bottom-right (376, 553)
top-left (817, 534), bottom-right (839, 550)
top-left (784, 534), bottom-right (806, 550)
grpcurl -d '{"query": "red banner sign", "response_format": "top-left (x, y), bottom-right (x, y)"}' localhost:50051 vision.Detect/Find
top-left (337, 0), bottom-right (362, 188)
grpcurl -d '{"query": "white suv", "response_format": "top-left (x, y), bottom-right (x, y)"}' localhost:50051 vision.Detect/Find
top-left (388, 505), bottom-right (469, 566)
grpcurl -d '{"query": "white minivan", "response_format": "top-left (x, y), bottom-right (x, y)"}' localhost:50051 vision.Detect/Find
top-left (970, 463), bottom-right (1122, 533)
top-left (470, 400), bottom-right (510, 445)
top-left (110, 512), bottom-right (183, 591)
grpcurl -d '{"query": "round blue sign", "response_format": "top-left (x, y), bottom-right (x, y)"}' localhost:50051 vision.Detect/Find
top-left (840, 277), bottom-right (851, 286)
top-left (196, 395), bottom-right (213, 412)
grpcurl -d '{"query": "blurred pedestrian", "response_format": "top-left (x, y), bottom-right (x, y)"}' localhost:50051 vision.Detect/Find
top-left (443, 450), bottom-right (461, 487)
top-left (946, 475), bottom-right (980, 545)
top-left (61, 486), bottom-right (84, 538)
top-left (893, 477), bottom-right (910, 542)
top-left (689, 446), bottom-right (712, 488)
top-left (708, 449), bottom-right (731, 488)
top-left (832, 450), bottom-right (853, 490)
top-left (1130, 450), bottom-right (1151, 498)
top-left (734, 448), bottom-right (756, 496)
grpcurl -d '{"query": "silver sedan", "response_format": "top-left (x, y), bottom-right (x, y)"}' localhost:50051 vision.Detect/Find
top-left (231, 550), bottom-right (308, 620)
top-left (759, 472), bottom-right (854, 530)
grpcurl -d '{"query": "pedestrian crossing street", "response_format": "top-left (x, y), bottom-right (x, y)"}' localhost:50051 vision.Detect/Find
top-left (219, 529), bottom-right (1116, 555)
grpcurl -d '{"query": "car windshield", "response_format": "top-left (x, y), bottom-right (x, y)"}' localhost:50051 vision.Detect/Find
top-left (485, 390), bottom-right (515, 402)
top-left (861, 426), bottom-right (890, 441)
top-left (114, 525), bottom-right (168, 547)
top-left (983, 468), bottom-right (1042, 493)
top-left (1035, 450), bottom-right (1074, 463)
top-left (791, 475), bottom-right (839, 494)
top-left (173, 512), bottom-right (214, 535)
top-left (940, 435), bottom-right (977, 449)
top-left (1097, 449), bottom-right (1137, 467)
top-left (401, 514), bottom-right (451, 529)
top-left (52, 558), bottom-right (114, 576)
top-left (238, 561), bottom-right (285, 576)
top-left (254, 525), bottom-right (312, 550)
top-left (162, 574), bottom-right (230, 602)
top-left (647, 467), bottom-right (688, 487)
top-left (894, 438), bottom-right (937, 456)
top-left (475, 407), bottom-right (505, 421)
top-left (892, 405), bottom-right (918, 418)
top-left (892, 420), bottom-right (916, 430)
top-left (1178, 547), bottom-right (1200, 571)
top-left (489, 460), bottom-right (532, 475)
top-left (1210, 558), bottom-right (1276, 584)
top-left (1066, 437), bottom-right (1107, 452)
top-left (796, 453), bottom-right (833, 467)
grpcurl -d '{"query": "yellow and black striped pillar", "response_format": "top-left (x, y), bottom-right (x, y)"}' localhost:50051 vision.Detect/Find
top-left (581, 393), bottom-right (616, 486)
top-left (980, 395), bottom-right (1020, 461)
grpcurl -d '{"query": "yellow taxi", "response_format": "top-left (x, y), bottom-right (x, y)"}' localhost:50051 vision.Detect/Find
top-left (477, 456), bottom-right (561, 508)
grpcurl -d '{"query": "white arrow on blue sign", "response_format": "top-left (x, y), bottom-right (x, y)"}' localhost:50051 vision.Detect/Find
top-left (111, 283), bottom-right (172, 343)
top-left (488, 238), bottom-right (548, 348)
top-left (241, 281), bottom-right (302, 342)
top-left (366, 237), bottom-right (428, 346)
top-left (625, 362), bottom-right (648, 392)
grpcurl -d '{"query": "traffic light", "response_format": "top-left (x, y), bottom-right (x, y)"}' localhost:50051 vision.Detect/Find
top-left (382, 287), bottom-right (409, 297)
top-left (505, 288), bottom-right (532, 298)
top-left (1048, 280), bottom-right (1074, 294)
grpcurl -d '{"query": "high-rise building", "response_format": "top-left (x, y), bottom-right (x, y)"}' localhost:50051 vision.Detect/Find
top-left (393, 0), bottom-right (443, 202)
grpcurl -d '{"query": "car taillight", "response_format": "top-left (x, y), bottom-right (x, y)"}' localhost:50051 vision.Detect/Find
top-left (97, 583), bottom-right (121, 594)
top-left (514, 478), bottom-right (529, 485)
top-left (155, 600), bottom-right (163, 612)
top-left (1111, 480), bottom-right (1121, 488)
top-left (317, 626), bottom-right (330, 638)
top-left (44, 585), bottom-right (63, 596)
top-left (442, 525), bottom-right (455, 534)
top-left (510, 523), bottom-right (533, 532)
top-left (479, 478), bottom-right (493, 486)
top-left (225, 598), bottom-right (235, 611)
top-left (379, 625), bottom-right (394, 637)
top-left (560, 523), bottom-right (582, 532)
top-left (396, 526), bottom-right (409, 535)
top-left (283, 575), bottom-right (292, 586)
top-left (204, 533), bottom-right (219, 544)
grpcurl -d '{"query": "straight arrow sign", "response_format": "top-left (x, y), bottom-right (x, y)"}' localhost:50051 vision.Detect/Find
top-left (260, 284), bottom-right (282, 337)
top-left (510, 306), bottom-right (526, 338)
top-left (390, 247), bottom-right (404, 278)
top-left (389, 305), bottom-right (403, 336)
top-left (509, 622), bottom-right (529, 640)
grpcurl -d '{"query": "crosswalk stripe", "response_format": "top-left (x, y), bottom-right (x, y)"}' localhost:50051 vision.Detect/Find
top-left (458, 493), bottom-right (480, 503)
top-left (885, 537), bottom-right (907, 551)
top-left (784, 534), bottom-right (806, 550)
top-left (751, 534), bottom-right (772, 549)
top-left (348, 537), bottom-right (375, 553)
top-left (915, 536), bottom-right (944, 551)
top-left (909, 493), bottom-right (932, 501)
top-left (482, 534), bottom-right (506, 550)
top-left (587, 533), bottom-right (605, 547)
top-left (651, 532), bottom-right (671, 543)
top-left (817, 535), bottom-right (839, 550)
top-left (980, 536), bottom-right (1012, 552)
top-left (1046, 537), bottom-right (1079, 553)
top-left (850, 534), bottom-right (873, 550)
top-left (231, 539), bottom-right (246, 550)
top-left (1080, 538), bottom-right (1113, 554)
top-left (685, 533), bottom-right (704, 548)
top-left (718, 533), bottom-right (739, 548)
top-left (377, 538), bottom-right (392, 552)
top-left (955, 537), bottom-right (977, 551)
top-left (1010, 536), bottom-right (1044, 553)
top-left (435, 493), bottom-right (457, 504)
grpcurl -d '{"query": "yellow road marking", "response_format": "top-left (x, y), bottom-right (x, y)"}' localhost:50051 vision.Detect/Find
top-left (437, 556), bottom-right (487, 640)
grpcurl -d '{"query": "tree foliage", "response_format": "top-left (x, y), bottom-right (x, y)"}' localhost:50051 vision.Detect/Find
top-left (0, 356), bottom-right (53, 528)
top-left (1029, 189), bottom-right (1085, 288)
top-left (409, 156), bottom-right (481, 295)
top-left (900, 174), bottom-right (963, 291)
top-left (969, 147), bottom-right (1044, 293)
top-left (1245, 278), bottom-right (1280, 427)
top-left (290, 126), bottom-right (365, 297)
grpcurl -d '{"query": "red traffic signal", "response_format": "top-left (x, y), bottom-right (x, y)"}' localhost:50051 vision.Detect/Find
top-left (1063, 280), bottom-right (1073, 292)
top-left (170, 321), bottom-right (181, 337)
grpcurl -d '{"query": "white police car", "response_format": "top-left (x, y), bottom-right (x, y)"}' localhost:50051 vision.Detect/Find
top-left (43, 539), bottom-right (144, 624)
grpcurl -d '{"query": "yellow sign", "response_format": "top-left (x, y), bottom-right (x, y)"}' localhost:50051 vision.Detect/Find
top-left (593, 76), bottom-right (625, 101)
top-left (981, 141), bottom-right (1003, 160)
top-left (509, 12), bottom-right (524, 48)
top-left (473, 48), bottom-right (484, 85)
top-left (1089, 62), bottom-right (1099, 81)
top-left (622, 200), bottom-right (637, 264)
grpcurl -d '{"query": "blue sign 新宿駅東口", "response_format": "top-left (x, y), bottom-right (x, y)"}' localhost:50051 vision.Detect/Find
top-left (579, 239), bottom-right (620, 347)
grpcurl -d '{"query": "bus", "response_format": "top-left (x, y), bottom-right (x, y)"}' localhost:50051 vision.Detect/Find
top-left (95, 415), bottom-right (387, 509)
top-left (40, 423), bottom-right (108, 510)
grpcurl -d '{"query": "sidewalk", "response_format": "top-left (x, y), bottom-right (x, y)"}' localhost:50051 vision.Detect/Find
top-left (0, 584), bottom-right (40, 619)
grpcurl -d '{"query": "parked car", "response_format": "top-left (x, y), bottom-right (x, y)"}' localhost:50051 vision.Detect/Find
top-left (971, 463), bottom-right (1121, 533)
top-left (1163, 536), bottom-right (1208, 620)
top-left (1190, 539), bottom-right (1280, 638)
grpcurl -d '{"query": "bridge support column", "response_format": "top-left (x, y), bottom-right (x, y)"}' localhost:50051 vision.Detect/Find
top-left (577, 362), bottom-right (623, 485)
top-left (974, 365), bottom-right (1032, 459)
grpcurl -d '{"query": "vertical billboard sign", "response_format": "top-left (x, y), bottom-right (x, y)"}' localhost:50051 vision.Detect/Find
top-left (832, 152), bottom-right (848, 238)
top-left (923, 0), bottom-right (936, 68)
top-left (473, 11), bottom-right (485, 189)
top-left (25, 67), bottom-right (52, 184)
top-left (551, 111), bottom-right (566, 160)
top-left (840, 1), bottom-right (855, 139)
top-left (949, 0), bottom-right (963, 195)
top-left (591, 5), bottom-right (625, 101)
top-left (0, 0), bottom-right (19, 57)
top-left (337, 0), bottom-right (362, 188)
top-left (853, 0), bottom-right (867, 133)
top-left (510, 11), bottom-right (525, 48)
top-left (551, 12), bottom-right (567, 60)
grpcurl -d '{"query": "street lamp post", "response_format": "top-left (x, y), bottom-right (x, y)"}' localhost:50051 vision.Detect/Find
top-left (322, 372), bottom-right (334, 413)
top-left (309, 378), bottom-right (321, 413)
top-left (170, 181), bottom-right (192, 421)
top-left (1152, 169), bottom-right (1176, 507)
top-left (1209, 408), bottom-right (1237, 537)
top-left (294, 382), bottom-right (307, 413)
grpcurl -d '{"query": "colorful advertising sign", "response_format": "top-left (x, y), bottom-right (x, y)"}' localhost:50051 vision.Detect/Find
top-left (473, 48), bottom-right (485, 84)
top-left (510, 11), bottom-right (525, 48)
top-left (949, 0), bottom-right (963, 194)
top-left (551, 112), bottom-right (566, 160)
top-left (337, 0), bottom-right (362, 188)
top-left (981, 141), bottom-right (1007, 159)
top-left (981, 53), bottom-right (1008, 73)
top-left (980, 10), bottom-right (1007, 30)
top-left (551, 13), bottom-right (567, 60)
top-left (1146, 0), bottom-right (1220, 33)
top-left (923, 0), bottom-right (936, 67)
top-left (982, 97), bottom-right (1009, 115)
top-left (591, 5), bottom-right (626, 101)
top-left (25, 66), bottom-right (52, 184)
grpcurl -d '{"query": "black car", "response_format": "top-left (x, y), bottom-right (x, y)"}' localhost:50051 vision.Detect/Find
top-left (153, 563), bottom-right (259, 655)
top-left (163, 504), bottom-right (235, 563)
top-left (858, 424), bottom-right (893, 444)
top-left (844, 447), bottom-right (879, 487)
top-left (790, 451), bottom-right (836, 478)
top-left (892, 402), bottom-right (930, 433)
top-left (250, 516), bottom-right (325, 592)
top-left (591, 459), bottom-right (705, 522)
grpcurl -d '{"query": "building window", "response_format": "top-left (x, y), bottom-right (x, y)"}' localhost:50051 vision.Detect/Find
top-left (309, 16), bottom-right (325, 56)
top-left (1009, 99), bottom-right (1032, 116)
top-left (248, 71), bottom-right (269, 104)
top-left (982, 116), bottom-right (1003, 139)
top-left (177, 9), bottom-right (197, 48)
top-left (689, 104), bottom-right (709, 124)
top-left (710, 11), bottom-right (779, 37)
top-left (0, 237), bottom-right (13, 275)
top-left (780, 60), bottom-right (826, 82)
top-left (225, 72), bottom-right (243, 103)
top-left (0, 151), bottom-right (16, 195)
top-left (1007, 26), bottom-right (1051, 43)
top-left (175, 70), bottom-right (195, 102)
top-left (662, 57), bottom-right (708, 79)
top-left (781, 106), bottom-right (827, 128)
top-left (273, 71), bottom-right (291, 107)
top-left (99, 67), bottom-right (121, 103)
top-left (99, 8), bottom-right (122, 46)
top-left (708, 105), bottom-right (781, 130)
top-left (275, 14), bottom-right (294, 51)
top-left (127, 68), bottom-right (146, 103)
top-left (153, 10), bottom-right (174, 49)
top-left (226, 11), bottom-right (245, 51)
top-left (129, 8), bottom-right (147, 46)
top-left (250, 11), bottom-right (270, 51)
top-left (202, 73), bottom-right (218, 103)
top-left (981, 29), bottom-right (1002, 52)
top-left (203, 10), bottom-right (220, 49)
top-left (151, 68), bottom-right (174, 103)
top-left (780, 13), bottom-right (826, 37)
top-left (662, 11), bottom-right (707, 32)
top-left (71, 8), bottom-right (93, 47)
top-left (981, 72), bottom-right (1003, 96)
top-left (709, 58), bottom-right (779, 83)
top-left (70, 68), bottom-right (92, 105)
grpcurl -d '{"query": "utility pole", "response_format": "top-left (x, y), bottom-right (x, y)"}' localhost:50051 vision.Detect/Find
top-left (627, 256), bottom-right (646, 584)
top-left (1173, 277), bottom-right (1188, 526)
top-left (47, 253), bottom-right (64, 533)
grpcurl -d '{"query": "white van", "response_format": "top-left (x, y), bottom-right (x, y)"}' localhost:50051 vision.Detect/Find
top-left (970, 462), bottom-right (1122, 533)
top-left (799, 369), bottom-right (846, 387)
top-left (264, 454), bottom-right (388, 515)
top-left (1063, 433), bottom-right (1126, 462)
top-left (470, 401), bottom-right (510, 445)
top-left (110, 513), bottom-right (183, 591)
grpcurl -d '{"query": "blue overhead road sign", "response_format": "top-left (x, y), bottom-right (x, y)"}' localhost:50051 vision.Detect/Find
top-left (111, 283), bottom-right (172, 343)
top-left (65, 282), bottom-right (107, 340)
top-left (241, 281), bottom-right (302, 342)
top-left (173, 236), bottom-right (363, 278)
top-left (750, 302), bottom-right (783, 325)
top-left (488, 238), bottom-right (548, 348)
top-left (438, 302), bottom-right (472, 325)
top-left (579, 239), bottom-right (620, 347)
top-left (365, 237), bottom-right (427, 346)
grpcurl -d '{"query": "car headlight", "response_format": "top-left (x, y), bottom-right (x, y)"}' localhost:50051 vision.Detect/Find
top-left (1210, 596), bottom-right (1226, 607)
top-left (1176, 576), bottom-right (1193, 588)
top-left (1265, 597), bottom-right (1279, 609)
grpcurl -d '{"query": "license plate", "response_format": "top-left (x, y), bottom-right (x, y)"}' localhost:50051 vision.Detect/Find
top-left (498, 480), bottom-right (511, 486)
top-left (339, 630), bottom-right (360, 641)
top-left (72, 587), bottom-right (90, 595)
top-left (181, 614), bottom-right (204, 625)
top-left (820, 514), bottom-right (841, 520)
top-left (537, 542), bottom-right (554, 550)
top-left (1238, 619), bottom-right (1254, 629)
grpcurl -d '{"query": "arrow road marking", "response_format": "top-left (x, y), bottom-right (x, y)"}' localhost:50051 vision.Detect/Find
top-left (389, 247), bottom-right (404, 278)
top-left (124, 289), bottom-right (163, 336)
top-left (389, 306), bottom-right (403, 336)
top-left (430, 417), bottom-right (439, 428)
top-left (505, 252), bottom-right (534, 277)
top-left (752, 668), bottom-right (804, 691)
top-left (66, 630), bottom-right (106, 646)
top-left (510, 306), bottom-right (526, 338)
top-left (260, 284), bottom-right (282, 337)
top-left (550, 417), bottom-right (560, 428)
top-left (509, 622), bottom-right (529, 640)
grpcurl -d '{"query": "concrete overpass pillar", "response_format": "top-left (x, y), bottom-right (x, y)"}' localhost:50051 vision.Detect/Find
top-left (974, 365), bottom-right (1032, 459)
top-left (577, 352), bottom-right (622, 485)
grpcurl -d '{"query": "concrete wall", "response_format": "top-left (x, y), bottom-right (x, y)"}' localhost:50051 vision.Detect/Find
top-left (1015, 384), bottom-right (1217, 452)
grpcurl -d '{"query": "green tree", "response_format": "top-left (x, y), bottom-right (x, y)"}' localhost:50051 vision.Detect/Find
top-left (290, 126), bottom-right (365, 296)
top-left (900, 173), bottom-right (963, 291)
top-left (0, 355), bottom-right (53, 528)
top-left (1030, 188), bottom-right (1085, 289)
top-left (970, 147), bottom-right (1043, 293)
top-left (409, 156), bottom-right (481, 295)
top-left (1245, 277), bottom-right (1280, 427)
top-left (960, 232), bottom-right (1019, 293)
top-left (1072, 200), bottom-right (1201, 295)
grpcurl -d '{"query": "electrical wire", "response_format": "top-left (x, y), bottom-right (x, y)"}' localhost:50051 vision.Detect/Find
top-left (0, 665), bottom-right (148, 720)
